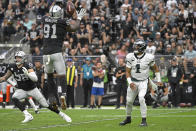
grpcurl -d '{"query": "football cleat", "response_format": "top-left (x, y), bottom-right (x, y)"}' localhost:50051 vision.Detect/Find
top-left (139, 121), bottom-right (147, 127)
top-left (59, 111), bottom-right (72, 122)
top-left (22, 114), bottom-right (33, 123)
top-left (60, 96), bottom-right (67, 110)
top-left (35, 110), bottom-right (40, 114)
top-left (119, 118), bottom-right (131, 126)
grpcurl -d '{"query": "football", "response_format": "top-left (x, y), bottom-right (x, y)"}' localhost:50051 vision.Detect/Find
top-left (66, 1), bottom-right (75, 16)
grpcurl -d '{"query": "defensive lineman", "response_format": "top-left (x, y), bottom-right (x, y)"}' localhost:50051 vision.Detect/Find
top-left (42, 3), bottom-right (86, 109)
top-left (119, 39), bottom-right (161, 126)
top-left (0, 51), bottom-right (71, 123)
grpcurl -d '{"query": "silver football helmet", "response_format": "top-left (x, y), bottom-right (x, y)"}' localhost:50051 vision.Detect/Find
top-left (14, 51), bottom-right (26, 66)
top-left (49, 5), bottom-right (63, 19)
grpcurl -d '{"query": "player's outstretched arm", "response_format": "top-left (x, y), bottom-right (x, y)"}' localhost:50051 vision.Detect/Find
top-left (0, 70), bottom-right (12, 83)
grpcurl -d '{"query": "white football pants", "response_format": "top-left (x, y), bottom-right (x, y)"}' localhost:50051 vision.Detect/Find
top-left (126, 79), bottom-right (148, 118)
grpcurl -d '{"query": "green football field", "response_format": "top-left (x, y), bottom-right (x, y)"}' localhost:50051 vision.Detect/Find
top-left (0, 106), bottom-right (196, 131)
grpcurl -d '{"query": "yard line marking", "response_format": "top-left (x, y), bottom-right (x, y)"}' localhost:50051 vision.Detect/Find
top-left (6, 109), bottom-right (194, 131)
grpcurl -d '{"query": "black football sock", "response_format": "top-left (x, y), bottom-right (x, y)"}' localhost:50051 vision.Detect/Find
top-left (12, 98), bottom-right (25, 112)
top-left (3, 94), bottom-right (6, 102)
top-left (142, 118), bottom-right (146, 122)
top-left (48, 104), bottom-right (60, 114)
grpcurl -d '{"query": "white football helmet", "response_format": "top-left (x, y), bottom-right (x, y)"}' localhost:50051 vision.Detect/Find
top-left (49, 5), bottom-right (63, 19)
top-left (14, 51), bottom-right (26, 66)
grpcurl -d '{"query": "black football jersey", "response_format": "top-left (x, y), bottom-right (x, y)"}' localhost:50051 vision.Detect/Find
top-left (8, 62), bottom-right (36, 91)
top-left (0, 63), bottom-right (8, 77)
top-left (42, 16), bottom-right (68, 55)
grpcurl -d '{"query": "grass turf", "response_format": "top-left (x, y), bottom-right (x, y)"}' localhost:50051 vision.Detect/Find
top-left (0, 107), bottom-right (196, 131)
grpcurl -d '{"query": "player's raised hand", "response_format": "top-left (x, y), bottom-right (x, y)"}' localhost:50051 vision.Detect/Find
top-left (76, 8), bottom-right (86, 20)
top-left (22, 67), bottom-right (28, 75)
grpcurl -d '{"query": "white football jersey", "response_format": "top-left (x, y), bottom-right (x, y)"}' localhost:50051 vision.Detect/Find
top-left (126, 53), bottom-right (155, 81)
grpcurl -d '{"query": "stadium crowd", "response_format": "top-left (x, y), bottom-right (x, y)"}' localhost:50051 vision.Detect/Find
top-left (0, 0), bottom-right (196, 109)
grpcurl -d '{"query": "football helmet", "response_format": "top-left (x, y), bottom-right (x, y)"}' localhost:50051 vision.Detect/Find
top-left (133, 39), bottom-right (146, 55)
top-left (14, 51), bottom-right (26, 66)
top-left (49, 5), bottom-right (63, 19)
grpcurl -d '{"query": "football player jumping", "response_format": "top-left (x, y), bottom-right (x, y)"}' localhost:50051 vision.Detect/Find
top-left (42, 2), bottom-right (86, 110)
top-left (0, 51), bottom-right (71, 123)
top-left (119, 39), bottom-right (161, 126)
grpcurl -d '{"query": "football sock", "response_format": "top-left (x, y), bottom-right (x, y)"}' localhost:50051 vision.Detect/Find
top-left (48, 104), bottom-right (60, 114)
top-left (142, 118), bottom-right (146, 122)
top-left (3, 94), bottom-right (6, 102)
top-left (23, 110), bottom-right (30, 115)
top-left (28, 98), bottom-right (38, 111)
top-left (12, 98), bottom-right (25, 112)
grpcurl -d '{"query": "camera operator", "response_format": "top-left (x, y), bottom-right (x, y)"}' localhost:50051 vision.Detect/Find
top-left (114, 58), bottom-right (127, 109)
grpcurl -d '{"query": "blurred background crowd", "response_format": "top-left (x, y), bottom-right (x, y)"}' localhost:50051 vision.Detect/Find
top-left (0, 0), bottom-right (196, 109)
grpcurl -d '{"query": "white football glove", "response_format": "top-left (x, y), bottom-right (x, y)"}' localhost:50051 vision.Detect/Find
top-left (76, 8), bottom-right (86, 20)
top-left (22, 67), bottom-right (29, 75)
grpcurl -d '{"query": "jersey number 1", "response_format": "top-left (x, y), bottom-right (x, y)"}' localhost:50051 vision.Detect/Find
top-left (44, 24), bottom-right (57, 39)
top-left (136, 64), bottom-right (141, 73)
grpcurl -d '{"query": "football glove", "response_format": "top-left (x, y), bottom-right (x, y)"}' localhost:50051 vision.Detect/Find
top-left (76, 8), bottom-right (86, 20)
top-left (22, 67), bottom-right (29, 75)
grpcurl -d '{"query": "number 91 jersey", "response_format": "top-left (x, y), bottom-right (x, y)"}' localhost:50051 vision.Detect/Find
top-left (8, 63), bottom-right (36, 91)
top-left (126, 53), bottom-right (155, 81)
top-left (42, 16), bottom-right (68, 55)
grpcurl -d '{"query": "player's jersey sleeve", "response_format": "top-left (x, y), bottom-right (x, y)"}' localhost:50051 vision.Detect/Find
top-left (126, 53), bottom-right (134, 68)
top-left (7, 64), bottom-right (15, 74)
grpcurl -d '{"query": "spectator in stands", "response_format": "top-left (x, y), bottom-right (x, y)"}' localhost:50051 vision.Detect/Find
top-left (164, 44), bottom-right (174, 56)
top-left (2, 18), bottom-right (16, 43)
top-left (27, 23), bottom-right (40, 54)
top-left (65, 58), bottom-right (78, 109)
top-left (183, 43), bottom-right (196, 73)
top-left (167, 57), bottom-right (183, 107)
top-left (25, 0), bottom-right (36, 21)
top-left (117, 44), bottom-right (127, 60)
top-left (148, 15), bottom-right (159, 39)
top-left (137, 19), bottom-right (151, 41)
top-left (5, 4), bottom-right (14, 20)
top-left (146, 39), bottom-right (156, 55)
top-left (36, 0), bottom-right (48, 17)
top-left (80, 57), bottom-right (94, 108)
top-left (77, 22), bottom-right (89, 47)
top-left (32, 46), bottom-right (43, 65)
top-left (15, 1), bottom-right (24, 20)
top-left (114, 58), bottom-right (127, 109)
top-left (0, 2), bottom-right (5, 26)
top-left (23, 17), bottom-right (34, 30)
